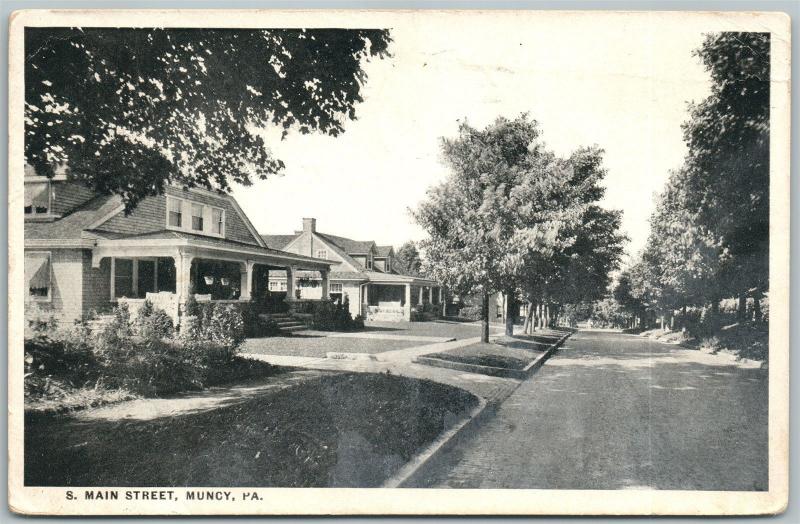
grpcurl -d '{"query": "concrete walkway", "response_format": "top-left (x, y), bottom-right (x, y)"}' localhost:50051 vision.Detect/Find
top-left (246, 335), bottom-right (521, 403)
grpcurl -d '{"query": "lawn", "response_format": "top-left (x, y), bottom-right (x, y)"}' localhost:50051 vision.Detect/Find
top-left (25, 372), bottom-right (478, 487)
top-left (363, 320), bottom-right (501, 340)
top-left (241, 335), bottom-right (422, 358)
top-left (426, 342), bottom-right (542, 370)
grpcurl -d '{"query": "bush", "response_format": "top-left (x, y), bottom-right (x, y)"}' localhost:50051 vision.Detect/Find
top-left (458, 305), bottom-right (482, 321)
top-left (134, 300), bottom-right (174, 340)
top-left (25, 303), bottom-right (58, 338)
top-left (311, 300), bottom-right (360, 331)
top-left (700, 336), bottom-right (721, 352)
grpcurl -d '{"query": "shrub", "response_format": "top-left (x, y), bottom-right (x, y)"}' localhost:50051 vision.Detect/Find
top-left (25, 303), bottom-right (58, 338)
top-left (134, 300), bottom-right (174, 340)
top-left (700, 336), bottom-right (721, 352)
top-left (205, 304), bottom-right (245, 350)
top-left (311, 300), bottom-right (360, 331)
top-left (458, 305), bottom-right (482, 321)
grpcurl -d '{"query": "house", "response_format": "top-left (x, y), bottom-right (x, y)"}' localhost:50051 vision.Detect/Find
top-left (262, 218), bottom-right (444, 322)
top-left (23, 168), bottom-right (332, 324)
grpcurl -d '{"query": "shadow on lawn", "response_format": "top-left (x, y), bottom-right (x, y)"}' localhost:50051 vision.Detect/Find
top-left (25, 373), bottom-right (478, 488)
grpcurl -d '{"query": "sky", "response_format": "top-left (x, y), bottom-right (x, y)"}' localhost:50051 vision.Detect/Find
top-left (231, 13), bottom-right (712, 258)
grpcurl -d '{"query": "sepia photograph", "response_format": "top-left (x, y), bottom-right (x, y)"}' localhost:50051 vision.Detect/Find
top-left (7, 9), bottom-right (790, 516)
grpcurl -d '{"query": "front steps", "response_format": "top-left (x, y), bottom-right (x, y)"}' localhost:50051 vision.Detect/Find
top-left (260, 312), bottom-right (309, 334)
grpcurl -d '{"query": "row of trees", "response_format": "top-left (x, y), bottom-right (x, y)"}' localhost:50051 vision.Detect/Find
top-left (413, 114), bottom-right (625, 342)
top-left (613, 32), bottom-right (770, 333)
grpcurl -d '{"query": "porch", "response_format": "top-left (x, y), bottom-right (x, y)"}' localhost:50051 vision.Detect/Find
top-left (362, 282), bottom-right (445, 322)
top-left (91, 236), bottom-right (332, 321)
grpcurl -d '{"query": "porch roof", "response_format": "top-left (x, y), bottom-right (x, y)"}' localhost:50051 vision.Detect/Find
top-left (89, 229), bottom-right (332, 270)
top-left (363, 271), bottom-right (438, 287)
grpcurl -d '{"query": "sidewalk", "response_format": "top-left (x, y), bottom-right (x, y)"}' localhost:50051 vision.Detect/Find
top-left (245, 334), bottom-right (521, 403)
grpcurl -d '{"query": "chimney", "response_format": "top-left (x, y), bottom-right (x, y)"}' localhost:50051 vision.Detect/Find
top-left (302, 217), bottom-right (316, 234)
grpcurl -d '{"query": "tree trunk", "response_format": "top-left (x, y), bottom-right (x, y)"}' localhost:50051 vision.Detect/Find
top-left (523, 301), bottom-right (535, 334)
top-left (504, 290), bottom-right (516, 337)
top-left (709, 299), bottom-right (720, 333)
top-left (681, 305), bottom-right (687, 333)
top-left (545, 304), bottom-right (551, 328)
top-left (669, 312), bottom-right (675, 331)
top-left (659, 315), bottom-right (664, 330)
top-left (480, 290), bottom-right (490, 343)
top-left (737, 291), bottom-right (747, 320)
top-left (753, 289), bottom-right (763, 322)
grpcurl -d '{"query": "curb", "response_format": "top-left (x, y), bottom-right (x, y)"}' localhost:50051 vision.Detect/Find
top-left (385, 330), bottom-right (573, 488)
top-left (412, 330), bottom-right (572, 380)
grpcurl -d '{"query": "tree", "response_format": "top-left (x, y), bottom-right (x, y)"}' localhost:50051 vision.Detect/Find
top-left (25, 28), bottom-right (391, 210)
top-left (394, 241), bottom-right (423, 276)
top-left (520, 147), bottom-right (625, 332)
top-left (682, 32), bottom-right (770, 313)
top-left (414, 115), bottom-right (578, 341)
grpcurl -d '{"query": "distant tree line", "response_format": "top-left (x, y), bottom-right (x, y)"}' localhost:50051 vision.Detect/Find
top-left (413, 114), bottom-right (625, 342)
top-left (613, 32), bottom-right (770, 333)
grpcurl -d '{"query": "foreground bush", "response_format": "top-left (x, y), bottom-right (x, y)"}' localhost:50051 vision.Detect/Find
top-left (25, 301), bottom-right (265, 410)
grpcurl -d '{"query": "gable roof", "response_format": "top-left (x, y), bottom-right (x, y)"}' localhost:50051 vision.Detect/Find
top-left (375, 245), bottom-right (394, 257)
top-left (261, 234), bottom-right (298, 250)
top-left (317, 233), bottom-right (375, 255)
top-left (24, 194), bottom-right (123, 240)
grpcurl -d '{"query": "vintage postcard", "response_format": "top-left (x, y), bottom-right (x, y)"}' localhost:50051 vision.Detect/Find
top-left (7, 9), bottom-right (790, 516)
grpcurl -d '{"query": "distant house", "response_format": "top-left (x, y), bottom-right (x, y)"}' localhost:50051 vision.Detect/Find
top-left (23, 168), bottom-right (331, 323)
top-left (262, 218), bottom-right (443, 321)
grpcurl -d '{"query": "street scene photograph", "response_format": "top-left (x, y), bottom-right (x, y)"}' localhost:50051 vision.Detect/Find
top-left (9, 8), bottom-right (789, 517)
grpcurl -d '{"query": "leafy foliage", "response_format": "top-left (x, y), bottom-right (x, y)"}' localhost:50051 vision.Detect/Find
top-left (25, 28), bottom-right (391, 210)
top-left (394, 241), bottom-right (423, 276)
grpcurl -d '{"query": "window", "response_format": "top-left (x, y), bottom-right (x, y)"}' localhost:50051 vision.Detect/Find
top-left (114, 258), bottom-right (134, 299)
top-left (24, 182), bottom-right (51, 215)
top-left (329, 283), bottom-right (343, 303)
top-left (212, 208), bottom-right (224, 235)
top-left (166, 196), bottom-right (225, 238)
top-left (366, 257), bottom-right (373, 270)
top-left (25, 252), bottom-right (51, 300)
top-left (386, 258), bottom-right (392, 272)
top-left (168, 198), bottom-right (182, 227)
top-left (316, 249), bottom-right (328, 260)
top-left (191, 203), bottom-right (204, 231)
top-left (269, 281), bottom-right (287, 292)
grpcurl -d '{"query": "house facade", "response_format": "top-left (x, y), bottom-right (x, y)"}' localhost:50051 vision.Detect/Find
top-left (262, 218), bottom-right (444, 322)
top-left (23, 170), bottom-right (332, 324)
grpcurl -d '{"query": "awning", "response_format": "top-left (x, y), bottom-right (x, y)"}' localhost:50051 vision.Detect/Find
top-left (24, 182), bottom-right (50, 208)
top-left (25, 252), bottom-right (51, 289)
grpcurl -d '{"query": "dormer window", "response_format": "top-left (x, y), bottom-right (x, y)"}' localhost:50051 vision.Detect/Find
top-left (166, 196), bottom-right (225, 238)
top-left (24, 181), bottom-right (51, 216)
top-left (366, 257), bottom-right (373, 270)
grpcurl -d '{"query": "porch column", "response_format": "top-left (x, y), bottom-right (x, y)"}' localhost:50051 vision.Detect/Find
top-left (404, 283), bottom-right (412, 321)
top-left (419, 285), bottom-right (424, 304)
top-left (175, 252), bottom-right (194, 303)
top-left (320, 269), bottom-right (329, 300)
top-left (285, 266), bottom-right (296, 300)
top-left (428, 286), bottom-right (434, 304)
top-left (440, 287), bottom-right (446, 316)
top-left (240, 260), bottom-right (255, 301)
